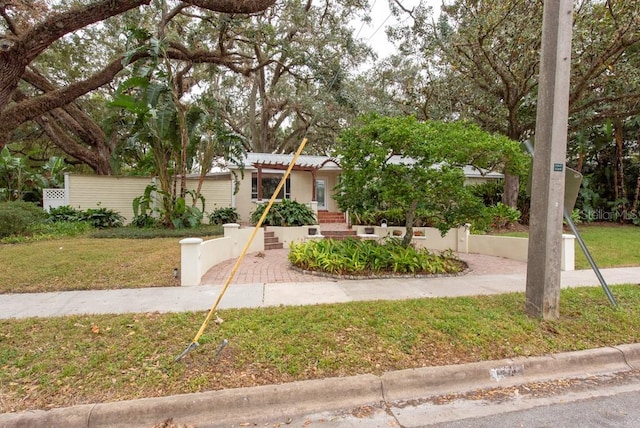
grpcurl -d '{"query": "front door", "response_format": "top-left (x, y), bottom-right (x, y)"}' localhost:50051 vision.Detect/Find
top-left (315, 178), bottom-right (327, 210)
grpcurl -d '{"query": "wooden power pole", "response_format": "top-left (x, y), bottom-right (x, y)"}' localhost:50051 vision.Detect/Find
top-left (525, 0), bottom-right (574, 319)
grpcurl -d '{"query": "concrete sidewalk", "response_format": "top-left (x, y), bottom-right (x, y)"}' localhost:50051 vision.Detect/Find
top-left (1, 265), bottom-right (638, 319)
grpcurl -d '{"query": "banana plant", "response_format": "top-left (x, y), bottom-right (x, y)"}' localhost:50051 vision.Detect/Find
top-left (0, 147), bottom-right (46, 202)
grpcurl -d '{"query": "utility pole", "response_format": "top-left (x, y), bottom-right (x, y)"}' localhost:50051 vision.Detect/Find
top-left (525, 0), bottom-right (573, 319)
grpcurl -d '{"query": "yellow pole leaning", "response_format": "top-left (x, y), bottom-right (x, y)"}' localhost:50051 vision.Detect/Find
top-left (175, 138), bottom-right (308, 361)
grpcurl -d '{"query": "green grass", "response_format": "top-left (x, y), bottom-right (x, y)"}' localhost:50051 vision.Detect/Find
top-left (0, 224), bottom-right (222, 294)
top-left (0, 238), bottom-right (183, 293)
top-left (494, 224), bottom-right (640, 269)
top-left (1, 285), bottom-right (639, 413)
top-left (572, 224), bottom-right (640, 269)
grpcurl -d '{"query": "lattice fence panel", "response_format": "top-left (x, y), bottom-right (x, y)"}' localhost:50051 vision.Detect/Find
top-left (43, 188), bottom-right (66, 211)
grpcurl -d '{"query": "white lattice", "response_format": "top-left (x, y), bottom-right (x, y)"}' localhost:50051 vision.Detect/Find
top-left (44, 188), bottom-right (66, 199)
top-left (43, 188), bottom-right (67, 211)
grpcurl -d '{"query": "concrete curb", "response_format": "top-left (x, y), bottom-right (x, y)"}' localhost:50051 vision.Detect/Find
top-left (2, 344), bottom-right (639, 428)
top-left (615, 343), bottom-right (640, 370)
top-left (381, 346), bottom-right (631, 402)
top-left (0, 375), bottom-right (383, 428)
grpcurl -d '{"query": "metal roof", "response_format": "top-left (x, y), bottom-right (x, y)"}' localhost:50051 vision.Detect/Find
top-left (227, 152), bottom-right (503, 178)
top-left (242, 153), bottom-right (342, 170)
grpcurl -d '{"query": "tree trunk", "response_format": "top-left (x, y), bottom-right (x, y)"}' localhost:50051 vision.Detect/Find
top-left (502, 172), bottom-right (520, 208)
top-left (576, 153), bottom-right (584, 173)
top-left (402, 200), bottom-right (419, 247)
top-left (634, 131), bottom-right (640, 215)
top-left (177, 102), bottom-right (189, 199)
top-left (632, 176), bottom-right (640, 214)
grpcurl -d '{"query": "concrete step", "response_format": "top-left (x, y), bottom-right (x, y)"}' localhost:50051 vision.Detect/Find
top-left (317, 212), bottom-right (346, 223)
top-left (264, 229), bottom-right (283, 250)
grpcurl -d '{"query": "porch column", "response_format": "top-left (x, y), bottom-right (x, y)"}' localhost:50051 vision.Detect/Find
top-left (257, 167), bottom-right (263, 200)
top-left (311, 169), bottom-right (317, 202)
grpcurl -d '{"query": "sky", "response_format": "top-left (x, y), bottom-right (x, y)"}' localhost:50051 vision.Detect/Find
top-left (356, 0), bottom-right (442, 58)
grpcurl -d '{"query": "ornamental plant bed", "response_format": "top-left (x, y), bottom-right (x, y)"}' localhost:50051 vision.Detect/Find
top-left (288, 238), bottom-right (465, 276)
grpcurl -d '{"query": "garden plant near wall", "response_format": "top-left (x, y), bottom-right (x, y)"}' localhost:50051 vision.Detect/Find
top-left (251, 199), bottom-right (317, 226)
top-left (208, 207), bottom-right (240, 225)
top-left (289, 238), bottom-right (465, 277)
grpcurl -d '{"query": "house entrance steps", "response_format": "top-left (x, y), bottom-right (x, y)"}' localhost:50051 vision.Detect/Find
top-left (317, 210), bottom-right (347, 224)
top-left (263, 230), bottom-right (284, 250)
top-left (317, 214), bottom-right (356, 240)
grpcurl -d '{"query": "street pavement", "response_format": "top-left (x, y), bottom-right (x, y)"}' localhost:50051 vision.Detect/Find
top-left (1, 251), bottom-right (639, 427)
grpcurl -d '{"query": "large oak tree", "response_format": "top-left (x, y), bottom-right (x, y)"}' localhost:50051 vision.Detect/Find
top-left (387, 0), bottom-right (640, 208)
top-left (0, 0), bottom-right (276, 173)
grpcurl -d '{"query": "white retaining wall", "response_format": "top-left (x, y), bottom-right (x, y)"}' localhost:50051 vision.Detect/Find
top-left (179, 224), bottom-right (264, 286)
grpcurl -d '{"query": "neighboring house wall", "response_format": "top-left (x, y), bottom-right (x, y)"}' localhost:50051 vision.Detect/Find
top-left (464, 177), bottom-right (497, 186)
top-left (68, 175), bottom-right (152, 222)
top-left (66, 174), bottom-right (232, 223)
top-left (188, 175), bottom-right (233, 214)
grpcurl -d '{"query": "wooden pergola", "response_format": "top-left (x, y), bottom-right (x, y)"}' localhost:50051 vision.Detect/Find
top-left (252, 158), bottom-right (341, 201)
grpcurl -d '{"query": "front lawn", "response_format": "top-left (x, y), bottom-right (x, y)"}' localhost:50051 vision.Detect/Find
top-left (494, 224), bottom-right (640, 269)
top-left (1, 285), bottom-right (639, 413)
top-left (0, 224), bottom-right (222, 294)
top-left (0, 238), bottom-right (181, 293)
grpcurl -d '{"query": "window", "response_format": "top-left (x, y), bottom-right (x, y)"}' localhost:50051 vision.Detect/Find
top-left (252, 173), bottom-right (290, 200)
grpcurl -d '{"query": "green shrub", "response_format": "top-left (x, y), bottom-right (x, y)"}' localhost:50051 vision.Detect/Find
top-left (251, 199), bottom-right (316, 226)
top-left (46, 205), bottom-right (124, 229)
top-left (89, 224), bottom-right (222, 239)
top-left (131, 214), bottom-right (158, 228)
top-left (209, 207), bottom-right (239, 225)
top-left (47, 205), bottom-right (84, 223)
top-left (471, 203), bottom-right (521, 233)
top-left (81, 207), bottom-right (124, 229)
top-left (469, 180), bottom-right (504, 206)
top-left (487, 202), bottom-right (521, 228)
top-left (0, 201), bottom-right (47, 238)
top-left (288, 238), bottom-right (465, 276)
top-left (132, 184), bottom-right (206, 229)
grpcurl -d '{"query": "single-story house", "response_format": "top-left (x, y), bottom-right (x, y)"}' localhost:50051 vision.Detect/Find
top-left (226, 152), bottom-right (503, 224)
top-left (46, 153), bottom-right (503, 224)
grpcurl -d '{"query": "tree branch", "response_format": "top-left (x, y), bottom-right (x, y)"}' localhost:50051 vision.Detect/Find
top-left (181, 0), bottom-right (276, 14)
top-left (22, 0), bottom-right (151, 63)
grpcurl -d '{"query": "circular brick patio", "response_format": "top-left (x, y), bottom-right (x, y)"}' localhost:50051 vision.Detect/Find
top-left (200, 249), bottom-right (527, 285)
